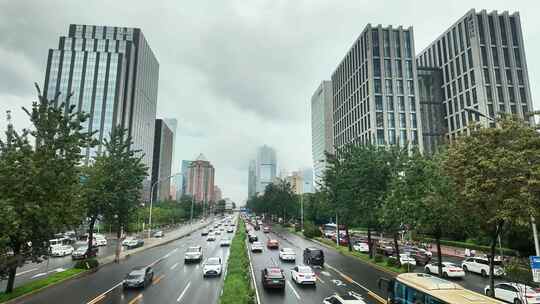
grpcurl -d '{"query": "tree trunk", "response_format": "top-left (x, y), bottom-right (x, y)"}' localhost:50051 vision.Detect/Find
top-left (393, 231), bottom-right (400, 258)
top-left (488, 222), bottom-right (503, 298)
top-left (87, 216), bottom-right (96, 256)
top-left (367, 227), bottom-right (373, 259)
top-left (345, 224), bottom-right (352, 252)
top-left (115, 224), bottom-right (122, 263)
top-left (5, 243), bottom-right (20, 293)
top-left (436, 235), bottom-right (443, 277)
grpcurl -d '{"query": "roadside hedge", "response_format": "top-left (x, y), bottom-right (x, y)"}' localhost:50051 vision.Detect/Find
top-left (219, 220), bottom-right (254, 304)
top-left (74, 258), bottom-right (99, 270)
top-left (417, 237), bottom-right (518, 256)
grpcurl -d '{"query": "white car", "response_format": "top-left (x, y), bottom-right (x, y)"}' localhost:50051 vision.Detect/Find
top-left (278, 248), bottom-right (296, 261)
top-left (485, 282), bottom-right (540, 304)
top-left (51, 245), bottom-right (74, 257)
top-left (291, 265), bottom-right (316, 285)
top-left (462, 257), bottom-right (505, 277)
top-left (226, 227), bottom-right (234, 233)
top-left (202, 257), bottom-right (222, 277)
top-left (185, 246), bottom-right (203, 263)
top-left (424, 262), bottom-right (465, 278)
top-left (353, 242), bottom-right (369, 253)
top-left (417, 248), bottom-right (433, 257)
top-left (220, 238), bottom-right (231, 247)
top-left (94, 236), bottom-right (107, 246)
top-left (122, 237), bottom-right (135, 246)
top-left (251, 241), bottom-right (264, 252)
top-left (207, 233), bottom-right (216, 241)
top-left (399, 253), bottom-right (417, 266)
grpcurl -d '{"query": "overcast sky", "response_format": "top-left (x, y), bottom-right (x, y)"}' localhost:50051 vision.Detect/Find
top-left (1, 0), bottom-right (539, 204)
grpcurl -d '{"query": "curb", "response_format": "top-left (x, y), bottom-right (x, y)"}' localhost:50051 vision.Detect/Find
top-left (5, 221), bottom-right (212, 304)
top-left (245, 238), bottom-right (261, 304)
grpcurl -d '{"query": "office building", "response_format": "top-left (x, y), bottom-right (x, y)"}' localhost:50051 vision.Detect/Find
top-left (214, 185), bottom-right (222, 202)
top-left (311, 81), bottom-right (334, 187)
top-left (286, 171), bottom-right (304, 195)
top-left (248, 160), bottom-right (257, 198)
top-left (42, 24), bottom-right (159, 200)
top-left (186, 154), bottom-right (215, 203)
top-left (163, 118), bottom-right (177, 198)
top-left (416, 9), bottom-right (534, 142)
top-left (151, 119), bottom-right (173, 202)
top-left (418, 68), bottom-right (446, 155)
top-left (331, 24), bottom-right (423, 153)
top-left (255, 145), bottom-right (277, 193)
top-left (302, 168), bottom-right (314, 193)
top-left (177, 160), bottom-right (192, 199)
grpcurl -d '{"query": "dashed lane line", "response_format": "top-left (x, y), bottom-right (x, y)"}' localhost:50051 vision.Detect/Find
top-left (177, 281), bottom-right (191, 302)
top-left (152, 274), bottom-right (165, 285)
top-left (171, 262), bottom-right (179, 270)
top-left (128, 293), bottom-right (143, 304)
top-left (16, 267), bottom-right (39, 276)
top-left (86, 281), bottom-right (123, 304)
top-left (287, 280), bottom-right (301, 301)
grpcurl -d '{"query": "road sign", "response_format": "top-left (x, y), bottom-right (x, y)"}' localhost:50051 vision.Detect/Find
top-left (529, 256), bottom-right (540, 283)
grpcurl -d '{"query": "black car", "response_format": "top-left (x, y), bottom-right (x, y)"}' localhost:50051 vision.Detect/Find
top-left (303, 248), bottom-right (324, 267)
top-left (261, 267), bottom-right (285, 290)
top-left (201, 230), bottom-right (209, 236)
top-left (123, 266), bottom-right (154, 289)
top-left (248, 234), bottom-right (258, 243)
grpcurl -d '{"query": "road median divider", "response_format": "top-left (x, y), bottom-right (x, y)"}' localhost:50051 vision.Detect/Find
top-left (219, 220), bottom-right (255, 304)
top-left (0, 268), bottom-right (87, 304)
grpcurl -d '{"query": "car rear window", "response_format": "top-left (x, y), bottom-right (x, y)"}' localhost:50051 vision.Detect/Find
top-left (267, 269), bottom-right (283, 278)
top-left (309, 250), bottom-right (323, 257)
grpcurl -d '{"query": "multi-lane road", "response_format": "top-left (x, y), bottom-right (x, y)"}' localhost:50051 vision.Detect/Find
top-left (13, 214), bottom-right (500, 304)
top-left (17, 217), bottom-right (235, 304)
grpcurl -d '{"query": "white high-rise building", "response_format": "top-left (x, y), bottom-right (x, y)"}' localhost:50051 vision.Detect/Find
top-left (311, 81), bottom-right (334, 187)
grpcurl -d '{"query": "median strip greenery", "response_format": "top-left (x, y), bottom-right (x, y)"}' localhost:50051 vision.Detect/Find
top-left (220, 220), bottom-right (254, 304)
top-left (0, 268), bottom-right (86, 303)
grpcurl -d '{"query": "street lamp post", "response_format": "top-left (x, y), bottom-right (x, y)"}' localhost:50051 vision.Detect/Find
top-left (464, 107), bottom-right (540, 256)
top-left (148, 173), bottom-right (182, 239)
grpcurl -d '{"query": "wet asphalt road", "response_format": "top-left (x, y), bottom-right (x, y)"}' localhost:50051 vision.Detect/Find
top-left (17, 217), bottom-right (236, 304)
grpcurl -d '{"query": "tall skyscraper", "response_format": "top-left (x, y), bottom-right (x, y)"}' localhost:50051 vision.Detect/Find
top-left (151, 119), bottom-right (173, 202)
top-left (418, 67), bottom-right (446, 155)
top-left (186, 154), bottom-right (215, 203)
top-left (255, 145), bottom-right (277, 194)
top-left (331, 24), bottom-right (422, 153)
top-left (417, 9), bottom-right (534, 143)
top-left (248, 159), bottom-right (257, 198)
top-left (311, 81), bottom-right (334, 187)
top-left (42, 24), bottom-right (159, 200)
top-left (180, 160), bottom-right (192, 196)
top-left (162, 118), bottom-right (177, 199)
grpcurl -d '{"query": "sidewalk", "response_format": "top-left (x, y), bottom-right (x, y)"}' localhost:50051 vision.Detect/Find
top-left (97, 218), bottom-right (212, 265)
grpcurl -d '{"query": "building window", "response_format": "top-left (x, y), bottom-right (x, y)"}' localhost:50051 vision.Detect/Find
top-left (510, 17), bottom-right (519, 46)
top-left (388, 129), bottom-right (396, 145)
top-left (385, 79), bottom-right (393, 94)
top-left (411, 113), bottom-right (417, 128)
top-left (478, 15), bottom-right (485, 44)
top-left (396, 81), bottom-right (404, 94)
top-left (486, 86), bottom-right (493, 102)
top-left (387, 96), bottom-right (394, 111)
top-left (399, 130), bottom-right (407, 145)
top-left (374, 59), bottom-right (381, 77)
top-left (388, 113), bottom-right (395, 128)
top-left (384, 59), bottom-right (392, 77)
top-left (372, 30), bottom-right (380, 56)
top-left (375, 79), bottom-right (382, 93)
top-left (409, 97), bottom-right (416, 112)
top-left (495, 68), bottom-right (501, 84)
top-left (394, 31), bottom-right (401, 57)
top-left (488, 15), bottom-right (496, 44)
top-left (405, 60), bottom-right (413, 79)
top-left (503, 48), bottom-right (510, 67)
top-left (514, 50), bottom-right (522, 67)
top-left (383, 30), bottom-right (391, 57)
top-left (483, 68), bottom-right (490, 84)
top-left (499, 16), bottom-right (508, 45)
top-left (399, 113), bottom-right (406, 128)
top-left (492, 47), bottom-right (499, 67)
top-left (376, 95), bottom-right (383, 111)
top-left (396, 60), bottom-right (403, 77)
top-left (404, 31), bottom-right (412, 58)
top-left (398, 96), bottom-right (405, 112)
top-left (407, 80), bottom-right (414, 95)
top-left (470, 70), bottom-right (475, 86)
top-left (376, 112), bottom-right (384, 128)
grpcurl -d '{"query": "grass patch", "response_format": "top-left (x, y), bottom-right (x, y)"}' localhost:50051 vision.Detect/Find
top-left (220, 220), bottom-right (254, 304)
top-left (0, 268), bottom-right (86, 303)
top-left (314, 237), bottom-right (406, 274)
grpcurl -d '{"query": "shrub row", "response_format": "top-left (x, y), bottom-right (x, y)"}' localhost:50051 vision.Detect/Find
top-left (219, 220), bottom-right (254, 304)
top-left (74, 258), bottom-right (99, 270)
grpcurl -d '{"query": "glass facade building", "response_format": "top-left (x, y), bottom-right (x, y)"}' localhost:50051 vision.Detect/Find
top-left (248, 159), bottom-right (257, 198)
top-left (311, 81), bottom-right (333, 188)
top-left (331, 24), bottom-right (423, 153)
top-left (417, 9), bottom-right (534, 141)
top-left (418, 68), bottom-right (446, 155)
top-left (255, 145), bottom-right (277, 194)
top-left (151, 119), bottom-right (174, 202)
top-left (43, 24), bottom-right (159, 200)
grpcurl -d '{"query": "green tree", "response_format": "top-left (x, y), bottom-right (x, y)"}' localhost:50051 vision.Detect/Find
top-left (0, 87), bottom-right (92, 293)
top-left (216, 199), bottom-right (226, 215)
top-left (98, 127), bottom-right (147, 263)
top-left (445, 116), bottom-right (540, 296)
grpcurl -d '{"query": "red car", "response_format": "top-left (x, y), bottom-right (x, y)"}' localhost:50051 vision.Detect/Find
top-left (261, 267), bottom-right (285, 289)
top-left (266, 239), bottom-right (279, 249)
top-left (331, 234), bottom-right (349, 246)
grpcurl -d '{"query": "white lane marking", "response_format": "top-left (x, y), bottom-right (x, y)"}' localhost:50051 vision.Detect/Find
top-left (16, 267), bottom-right (39, 276)
top-left (325, 263), bottom-right (370, 293)
top-left (171, 262), bottom-right (179, 270)
top-left (31, 273), bottom-right (47, 279)
top-left (287, 280), bottom-right (301, 300)
top-left (177, 281), bottom-right (191, 302)
top-left (163, 248), bottom-right (178, 259)
top-left (49, 267), bottom-right (65, 273)
top-left (320, 271), bottom-right (331, 277)
top-left (86, 281), bottom-right (123, 304)
top-left (247, 239), bottom-right (261, 304)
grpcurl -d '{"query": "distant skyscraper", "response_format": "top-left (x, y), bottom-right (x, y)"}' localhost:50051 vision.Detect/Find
top-left (248, 160), bottom-right (257, 198)
top-left (151, 119), bottom-right (173, 202)
top-left (42, 24), bottom-right (159, 200)
top-left (417, 9), bottom-right (534, 144)
top-left (186, 154), bottom-right (215, 202)
top-left (213, 185), bottom-right (222, 201)
top-left (255, 145), bottom-right (277, 194)
top-left (331, 24), bottom-right (422, 153)
top-left (162, 118), bottom-right (177, 198)
top-left (311, 81), bottom-right (333, 187)
top-left (180, 160), bottom-right (192, 196)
